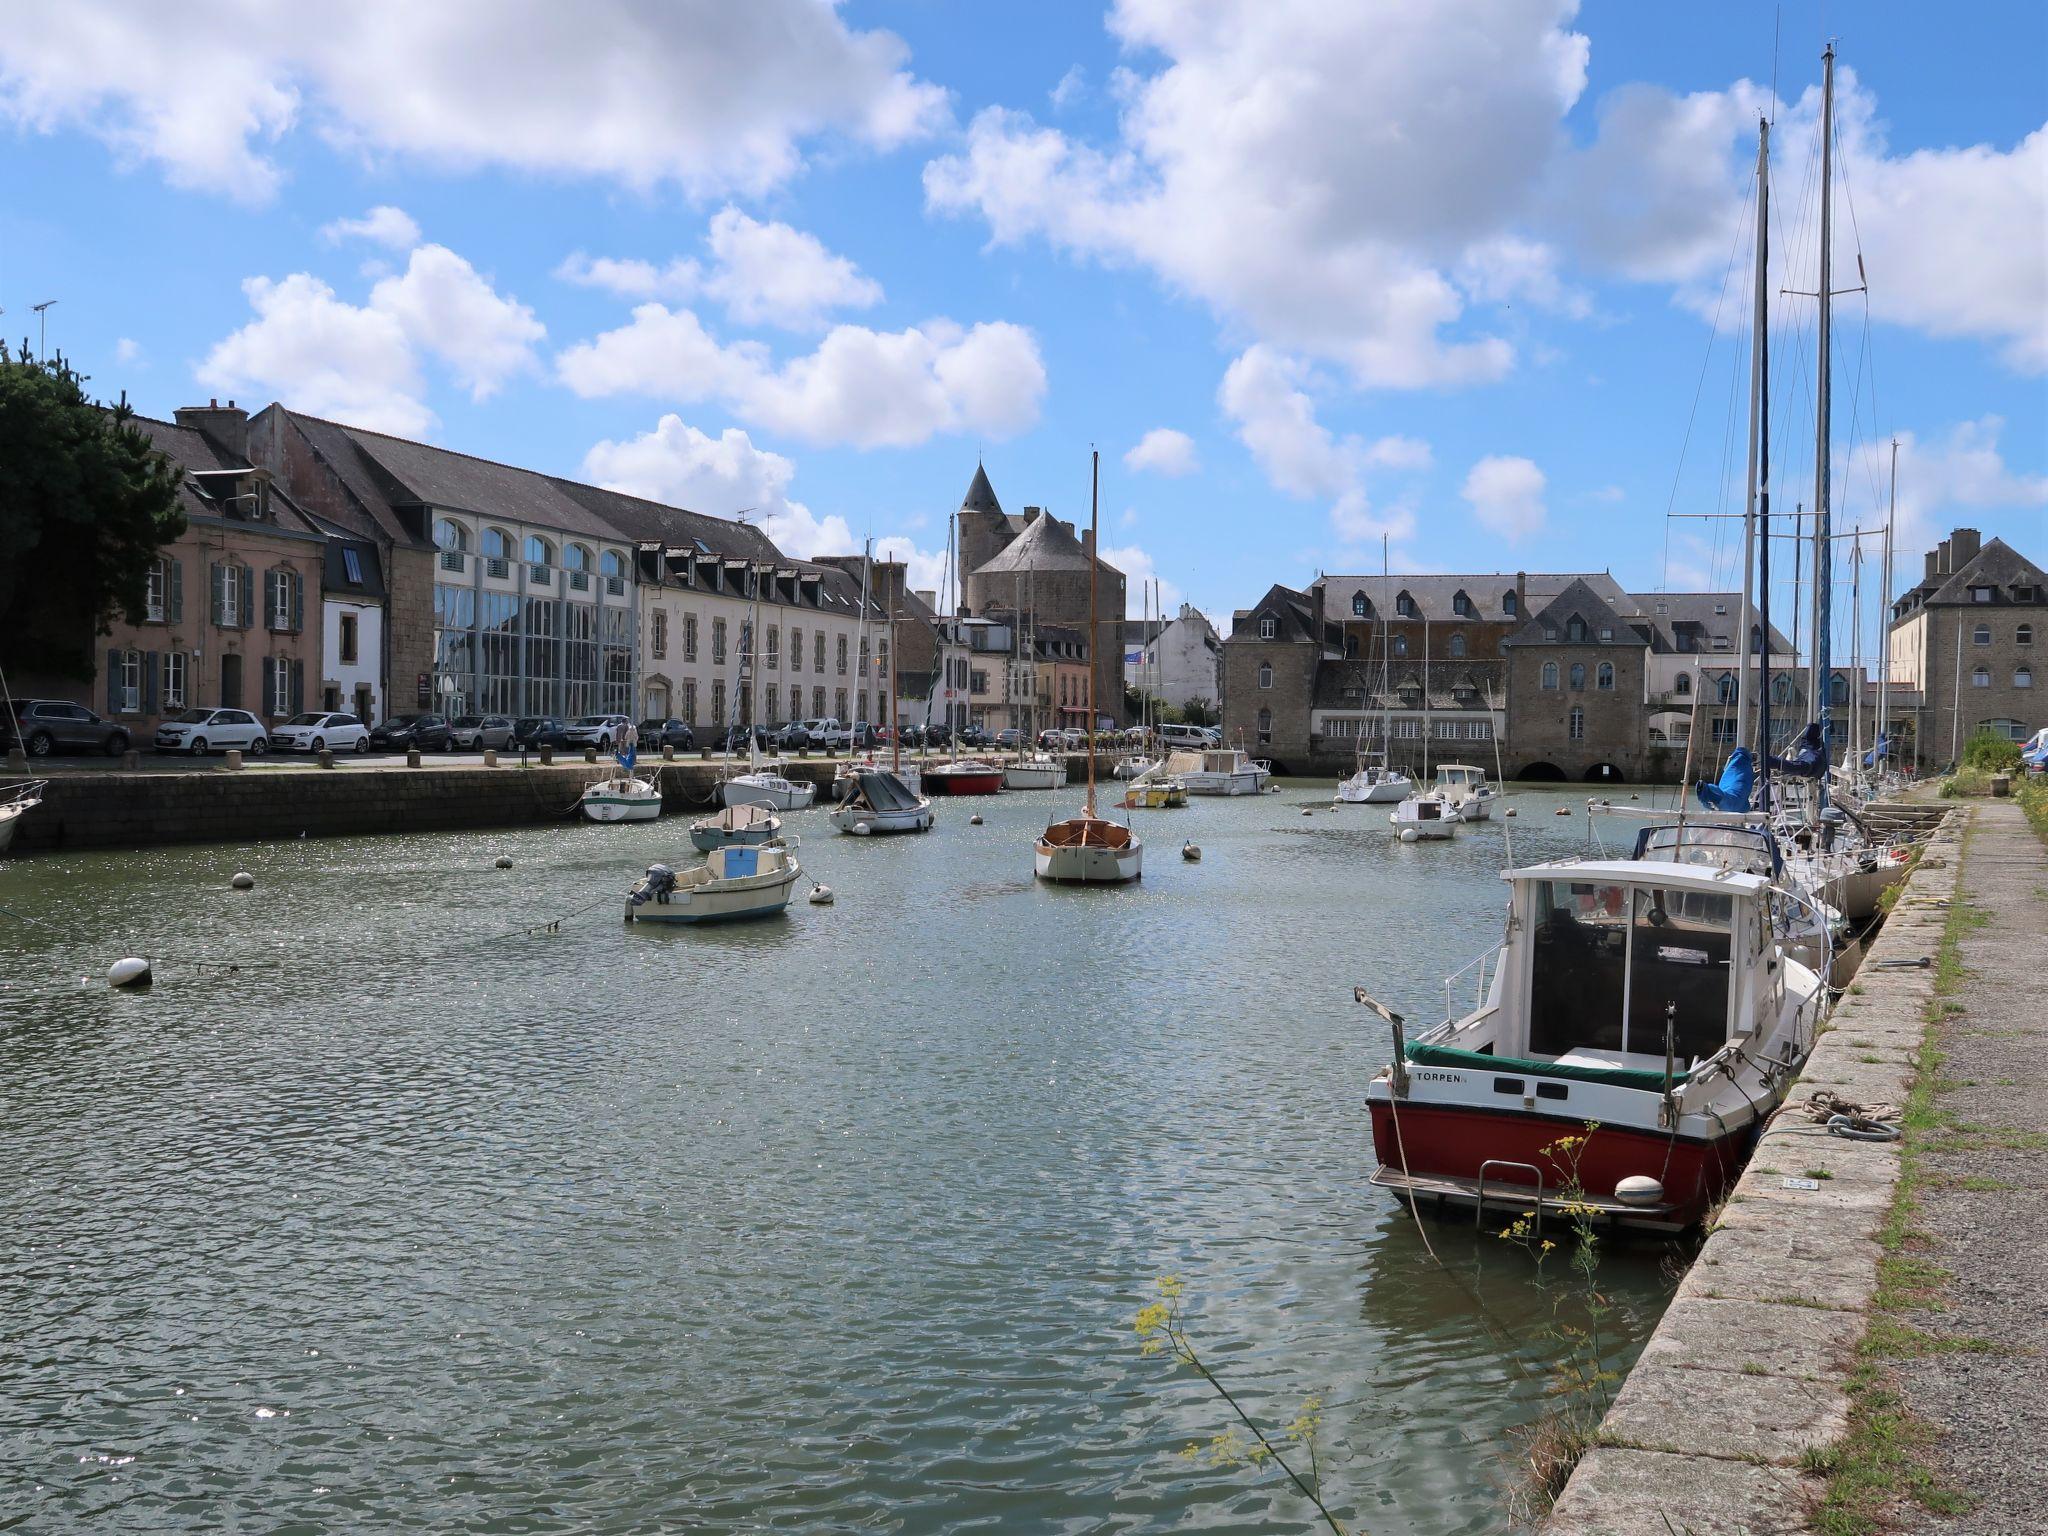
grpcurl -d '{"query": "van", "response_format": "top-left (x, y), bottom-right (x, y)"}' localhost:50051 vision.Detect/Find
top-left (1156, 722), bottom-right (1214, 750)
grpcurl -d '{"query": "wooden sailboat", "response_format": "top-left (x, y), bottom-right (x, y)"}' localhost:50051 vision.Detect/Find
top-left (1035, 451), bottom-right (1142, 884)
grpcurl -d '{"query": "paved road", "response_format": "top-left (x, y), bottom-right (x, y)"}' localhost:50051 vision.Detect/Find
top-left (1897, 799), bottom-right (2048, 1536)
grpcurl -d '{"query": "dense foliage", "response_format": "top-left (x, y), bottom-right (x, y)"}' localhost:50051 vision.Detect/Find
top-left (0, 349), bottom-right (187, 680)
top-left (1960, 728), bottom-right (2023, 775)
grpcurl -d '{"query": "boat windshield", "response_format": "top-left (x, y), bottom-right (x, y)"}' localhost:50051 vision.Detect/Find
top-left (1633, 823), bottom-right (1780, 877)
top-left (1527, 879), bottom-right (1734, 1063)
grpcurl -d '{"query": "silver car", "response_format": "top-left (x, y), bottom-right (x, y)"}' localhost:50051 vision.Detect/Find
top-left (450, 714), bottom-right (517, 749)
top-left (154, 707), bottom-right (268, 756)
top-left (268, 711), bottom-right (371, 753)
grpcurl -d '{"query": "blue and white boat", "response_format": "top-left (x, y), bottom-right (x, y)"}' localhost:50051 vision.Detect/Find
top-left (624, 842), bottom-right (802, 924)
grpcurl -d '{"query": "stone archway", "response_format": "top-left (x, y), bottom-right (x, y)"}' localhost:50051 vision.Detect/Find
top-left (1517, 761), bottom-right (1567, 782)
top-left (1584, 762), bottom-right (1627, 783)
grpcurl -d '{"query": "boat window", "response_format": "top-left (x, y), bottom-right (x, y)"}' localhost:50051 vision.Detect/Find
top-left (1628, 888), bottom-right (1733, 1061)
top-left (1527, 881), bottom-right (1630, 1055)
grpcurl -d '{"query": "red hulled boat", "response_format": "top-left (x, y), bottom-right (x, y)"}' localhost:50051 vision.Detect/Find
top-left (920, 760), bottom-right (1005, 796)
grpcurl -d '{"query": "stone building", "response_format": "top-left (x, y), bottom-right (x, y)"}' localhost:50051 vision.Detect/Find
top-left (1222, 584), bottom-right (1329, 764)
top-left (955, 466), bottom-right (1125, 727)
top-left (72, 406), bottom-right (328, 738)
top-left (1889, 527), bottom-right (2045, 765)
top-left (815, 556), bottom-right (964, 733)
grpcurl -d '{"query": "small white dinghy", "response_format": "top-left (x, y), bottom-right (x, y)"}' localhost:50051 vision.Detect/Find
top-left (720, 769), bottom-right (817, 811)
top-left (582, 773), bottom-right (662, 822)
top-left (1389, 791), bottom-right (1457, 842)
top-left (690, 801), bottom-right (782, 851)
top-left (1002, 753), bottom-right (1069, 790)
top-left (624, 841), bottom-right (802, 924)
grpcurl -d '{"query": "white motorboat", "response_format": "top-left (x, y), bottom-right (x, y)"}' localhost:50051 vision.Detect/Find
top-left (1336, 764), bottom-right (1411, 804)
top-left (720, 768), bottom-right (817, 811)
top-left (1112, 754), bottom-right (1157, 781)
top-left (1389, 791), bottom-right (1457, 841)
top-left (831, 769), bottom-right (935, 835)
top-left (624, 842), bottom-right (802, 924)
top-left (581, 773), bottom-right (662, 822)
top-left (1364, 855), bottom-right (1825, 1233)
top-left (1433, 763), bottom-right (1496, 821)
top-left (690, 801), bottom-right (782, 852)
top-left (0, 779), bottom-right (45, 855)
top-left (1119, 764), bottom-right (1188, 809)
top-left (1174, 747), bottom-right (1271, 796)
top-left (1003, 754), bottom-right (1068, 790)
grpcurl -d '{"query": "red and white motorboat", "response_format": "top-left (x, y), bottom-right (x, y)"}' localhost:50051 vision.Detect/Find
top-left (919, 759), bottom-right (1005, 796)
top-left (1364, 856), bottom-right (1825, 1233)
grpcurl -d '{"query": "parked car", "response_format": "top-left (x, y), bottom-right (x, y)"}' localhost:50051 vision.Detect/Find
top-left (921, 722), bottom-right (951, 748)
top-left (369, 713), bottom-right (454, 752)
top-left (563, 713), bottom-right (632, 750)
top-left (638, 718), bottom-right (696, 750)
top-left (958, 725), bottom-right (991, 749)
top-left (450, 714), bottom-right (517, 750)
top-left (995, 727), bottom-right (1024, 750)
top-left (154, 707), bottom-right (268, 756)
top-left (849, 721), bottom-right (877, 750)
top-left (3, 699), bottom-right (131, 757)
top-left (719, 724), bottom-right (774, 753)
top-left (269, 711), bottom-right (370, 754)
top-left (512, 716), bottom-right (571, 749)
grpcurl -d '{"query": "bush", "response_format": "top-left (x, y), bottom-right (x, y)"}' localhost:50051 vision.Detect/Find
top-left (1960, 729), bottom-right (2023, 775)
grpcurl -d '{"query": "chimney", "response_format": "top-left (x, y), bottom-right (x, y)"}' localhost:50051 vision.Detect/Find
top-left (174, 400), bottom-right (250, 462)
top-left (1925, 549), bottom-right (1940, 582)
top-left (1516, 570), bottom-right (1528, 620)
top-left (1950, 528), bottom-right (1981, 569)
top-left (914, 589), bottom-right (938, 609)
top-left (1937, 537), bottom-right (1954, 575)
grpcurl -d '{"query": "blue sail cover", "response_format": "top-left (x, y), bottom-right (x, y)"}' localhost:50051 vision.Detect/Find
top-left (616, 745), bottom-right (637, 773)
top-left (1769, 723), bottom-right (1828, 779)
top-left (1695, 747), bottom-right (1756, 812)
top-left (1862, 733), bottom-right (1891, 767)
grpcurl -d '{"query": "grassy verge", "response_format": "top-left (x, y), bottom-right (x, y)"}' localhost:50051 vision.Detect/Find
top-left (2017, 776), bottom-right (2047, 845)
top-left (1808, 828), bottom-right (1985, 1536)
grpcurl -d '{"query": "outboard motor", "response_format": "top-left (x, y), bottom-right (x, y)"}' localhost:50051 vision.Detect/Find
top-left (628, 863), bottom-right (677, 908)
top-left (1819, 805), bottom-right (1846, 853)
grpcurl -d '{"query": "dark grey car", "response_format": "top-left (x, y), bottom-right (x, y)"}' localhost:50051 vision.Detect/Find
top-left (2, 699), bottom-right (131, 757)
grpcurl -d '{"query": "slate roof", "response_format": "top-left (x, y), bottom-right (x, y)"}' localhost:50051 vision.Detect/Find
top-left (1925, 538), bottom-right (2047, 606)
top-left (1504, 577), bottom-right (1644, 646)
top-left (961, 462), bottom-right (1004, 516)
top-left (1317, 571), bottom-right (1635, 625)
top-left (1627, 591), bottom-right (1794, 655)
top-left (1230, 583), bottom-right (1323, 643)
top-left (130, 412), bottom-right (323, 536)
top-left (324, 421), bottom-right (621, 540)
top-left (553, 479), bottom-right (782, 563)
top-left (322, 538), bottom-right (386, 602)
top-left (974, 508), bottom-right (1114, 576)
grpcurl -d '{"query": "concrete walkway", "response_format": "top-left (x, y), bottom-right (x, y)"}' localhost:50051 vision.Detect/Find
top-left (1895, 800), bottom-right (2048, 1536)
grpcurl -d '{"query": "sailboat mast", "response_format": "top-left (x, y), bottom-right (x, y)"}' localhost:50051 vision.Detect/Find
top-left (1879, 439), bottom-right (1896, 770)
top-left (1812, 43), bottom-right (1837, 806)
top-left (1754, 116), bottom-right (1775, 799)
top-left (1736, 117), bottom-right (1769, 757)
top-left (1086, 450), bottom-right (1099, 816)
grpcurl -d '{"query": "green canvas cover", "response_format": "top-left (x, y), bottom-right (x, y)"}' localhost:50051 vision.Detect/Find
top-left (1404, 1040), bottom-right (1689, 1092)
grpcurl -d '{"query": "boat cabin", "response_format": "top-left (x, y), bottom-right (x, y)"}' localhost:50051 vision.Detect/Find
top-left (1414, 861), bottom-right (1779, 1084)
top-left (1629, 820), bottom-right (1782, 879)
top-left (1433, 763), bottom-right (1488, 794)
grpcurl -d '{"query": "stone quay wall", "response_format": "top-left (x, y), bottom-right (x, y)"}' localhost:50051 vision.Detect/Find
top-left (1545, 801), bottom-right (1966, 1535)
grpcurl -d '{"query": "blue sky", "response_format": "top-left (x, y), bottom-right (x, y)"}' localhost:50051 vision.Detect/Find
top-left (3, 1), bottom-right (2042, 648)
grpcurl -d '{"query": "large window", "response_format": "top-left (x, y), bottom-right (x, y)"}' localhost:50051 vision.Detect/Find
top-left (765, 684), bottom-right (779, 721)
top-left (1502, 590), bottom-right (1518, 617)
top-left (524, 597), bottom-right (561, 715)
top-left (601, 550), bottom-right (626, 596)
top-left (2017, 668), bottom-right (2035, 690)
top-left (836, 635), bottom-right (848, 675)
top-left (1447, 632), bottom-right (1467, 658)
top-left (1569, 662), bottom-right (1586, 690)
top-left (790, 628), bottom-right (803, 672)
top-left (1541, 661), bottom-right (1558, 690)
top-left (482, 527), bottom-right (512, 560)
top-left (1566, 615), bottom-right (1586, 642)
top-left (814, 631), bottom-right (826, 672)
top-left (711, 681), bottom-right (726, 728)
top-left (480, 591), bottom-right (519, 714)
top-left (1980, 718), bottom-right (2026, 741)
top-left (161, 652), bottom-right (186, 710)
top-left (1974, 623), bottom-right (1992, 645)
top-left (712, 617), bottom-right (728, 665)
top-left (526, 535), bottom-right (554, 587)
top-left (434, 518), bottom-right (467, 552)
top-left (766, 625), bottom-right (780, 669)
top-left (1569, 707), bottom-right (1585, 741)
top-left (1352, 592), bottom-right (1367, 616)
top-left (565, 603), bottom-right (599, 717)
top-left (2016, 624), bottom-right (2032, 646)
top-left (113, 649), bottom-right (143, 714)
top-left (145, 559), bottom-right (168, 622)
top-left (1675, 672), bottom-right (1691, 696)
top-left (340, 612), bottom-right (358, 665)
top-left (1258, 663), bottom-right (1273, 690)
top-left (812, 686), bottom-right (826, 717)
top-left (434, 582), bottom-right (477, 715)
top-left (1527, 882), bottom-right (1731, 1061)
top-left (684, 612), bottom-right (699, 663)
top-left (266, 567), bottom-right (301, 632)
top-left (682, 679), bottom-right (697, 724)
top-left (601, 605), bottom-right (633, 714)
top-left (836, 688), bottom-right (848, 720)
top-left (1972, 667), bottom-right (1991, 688)
top-left (651, 608), bottom-right (668, 661)
top-left (1258, 616), bottom-right (1276, 639)
top-left (1597, 661), bottom-right (1614, 690)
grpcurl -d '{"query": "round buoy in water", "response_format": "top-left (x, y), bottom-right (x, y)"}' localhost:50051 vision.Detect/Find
top-left (108, 957), bottom-right (152, 989)
top-left (1615, 1175), bottom-right (1664, 1208)
top-left (494, 855), bottom-right (513, 869)
top-left (1181, 842), bottom-right (1201, 862)
top-left (808, 885), bottom-right (835, 905)
top-left (1554, 807), bottom-right (1570, 817)
top-left (851, 820), bottom-right (872, 836)
top-left (969, 814), bottom-right (984, 825)
top-left (1504, 808), bottom-right (1518, 818)
top-left (1399, 827), bottom-right (1420, 843)
top-left (231, 871), bottom-right (255, 889)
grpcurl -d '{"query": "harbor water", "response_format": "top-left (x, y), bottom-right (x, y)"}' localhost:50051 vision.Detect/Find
top-left (1, 783), bottom-right (1681, 1534)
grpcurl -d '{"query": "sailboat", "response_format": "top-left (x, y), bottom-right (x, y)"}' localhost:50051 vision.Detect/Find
top-left (1338, 539), bottom-right (1414, 805)
top-left (1388, 604), bottom-right (1454, 840)
top-left (1035, 451), bottom-right (1143, 884)
top-left (720, 561), bottom-right (817, 812)
top-left (1004, 566), bottom-right (1069, 790)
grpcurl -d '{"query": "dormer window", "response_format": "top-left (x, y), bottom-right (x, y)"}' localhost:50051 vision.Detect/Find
top-left (1258, 615), bottom-right (1276, 639)
top-left (1502, 590), bottom-right (1518, 617)
top-left (1972, 587), bottom-right (1993, 603)
top-left (1351, 592), bottom-right (1367, 617)
top-left (1452, 591), bottom-right (1471, 618)
top-left (1599, 626), bottom-right (1613, 641)
top-left (1566, 615), bottom-right (1586, 642)
top-left (1396, 591), bottom-right (1415, 618)
top-left (1713, 602), bottom-right (1727, 616)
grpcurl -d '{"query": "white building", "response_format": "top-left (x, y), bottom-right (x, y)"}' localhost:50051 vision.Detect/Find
top-left (320, 534), bottom-right (385, 723)
top-left (1124, 603), bottom-right (1222, 711)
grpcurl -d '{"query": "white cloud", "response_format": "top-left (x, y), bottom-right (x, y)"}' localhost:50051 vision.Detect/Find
top-left (581, 413), bottom-right (855, 559)
top-left (198, 243), bottom-right (543, 431)
top-left (873, 535), bottom-right (951, 601)
top-left (557, 305), bottom-right (1046, 449)
top-left (198, 272), bottom-right (430, 435)
top-left (1844, 417), bottom-right (2048, 556)
top-left (925, 0), bottom-right (1587, 388)
top-left (1050, 65), bottom-right (1085, 112)
top-left (565, 210), bottom-right (884, 331)
top-left (1363, 435), bottom-right (1433, 471)
top-left (556, 253), bottom-right (699, 301)
top-left (1590, 484), bottom-right (1625, 504)
top-left (1124, 427), bottom-right (1198, 477)
top-left (321, 205), bottom-right (421, 250)
top-left (0, 0), bottom-right (948, 203)
top-left (1461, 454), bottom-right (1547, 541)
top-left (1098, 542), bottom-right (1184, 619)
top-left (1456, 235), bottom-right (1591, 318)
top-left (114, 337), bottom-right (144, 366)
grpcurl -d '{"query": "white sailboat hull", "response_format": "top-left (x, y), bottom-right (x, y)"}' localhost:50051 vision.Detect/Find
top-left (1033, 838), bottom-right (1143, 883)
top-left (1336, 772), bottom-right (1411, 804)
top-left (830, 802), bottom-right (934, 835)
top-left (1002, 761), bottom-right (1068, 790)
top-left (720, 774), bottom-right (817, 811)
top-left (1182, 768), bottom-right (1266, 796)
top-left (581, 776), bottom-right (663, 822)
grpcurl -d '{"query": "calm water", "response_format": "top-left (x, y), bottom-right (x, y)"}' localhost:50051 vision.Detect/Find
top-left (1, 782), bottom-right (1679, 1534)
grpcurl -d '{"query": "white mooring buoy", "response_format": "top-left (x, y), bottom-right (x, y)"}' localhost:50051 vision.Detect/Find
top-left (1504, 808), bottom-right (1518, 818)
top-left (230, 871), bottom-right (255, 889)
top-left (969, 813), bottom-right (984, 825)
top-left (1399, 827), bottom-right (1420, 843)
top-left (1300, 808), bottom-right (1313, 817)
top-left (495, 855), bottom-right (514, 869)
top-left (1615, 1175), bottom-right (1665, 1208)
top-left (808, 885), bottom-right (835, 905)
top-left (1182, 841), bottom-right (1201, 862)
top-left (108, 957), bottom-right (153, 989)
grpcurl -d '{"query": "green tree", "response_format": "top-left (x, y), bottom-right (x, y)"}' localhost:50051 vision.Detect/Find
top-left (1179, 698), bottom-right (1219, 728)
top-left (0, 349), bottom-right (186, 680)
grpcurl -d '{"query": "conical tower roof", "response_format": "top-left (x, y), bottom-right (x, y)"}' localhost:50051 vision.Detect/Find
top-left (961, 461), bottom-right (1003, 516)
top-left (976, 507), bottom-right (1093, 575)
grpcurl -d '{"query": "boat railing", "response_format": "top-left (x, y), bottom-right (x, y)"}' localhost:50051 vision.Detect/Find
top-left (1442, 945), bottom-right (1497, 1023)
top-left (2, 780), bottom-right (48, 808)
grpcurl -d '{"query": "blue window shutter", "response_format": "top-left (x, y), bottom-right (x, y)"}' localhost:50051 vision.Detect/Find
top-left (168, 559), bottom-right (183, 623)
top-left (290, 658), bottom-right (304, 716)
top-left (241, 565), bottom-right (256, 630)
top-left (211, 562), bottom-right (226, 626)
top-left (290, 570), bottom-right (304, 633)
top-left (107, 648), bottom-right (120, 714)
top-left (143, 652), bottom-right (159, 716)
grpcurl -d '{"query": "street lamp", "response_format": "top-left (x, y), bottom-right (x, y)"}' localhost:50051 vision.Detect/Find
top-left (30, 300), bottom-right (57, 359)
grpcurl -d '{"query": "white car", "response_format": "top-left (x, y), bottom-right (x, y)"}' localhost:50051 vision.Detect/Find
top-left (269, 711), bottom-right (370, 754)
top-left (563, 713), bottom-right (632, 750)
top-left (154, 707), bottom-right (269, 756)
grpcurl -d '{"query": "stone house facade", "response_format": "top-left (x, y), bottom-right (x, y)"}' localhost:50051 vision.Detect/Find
top-left (1123, 603), bottom-right (1222, 713)
top-left (1889, 527), bottom-right (2044, 764)
top-left (1222, 584), bottom-right (1327, 763)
